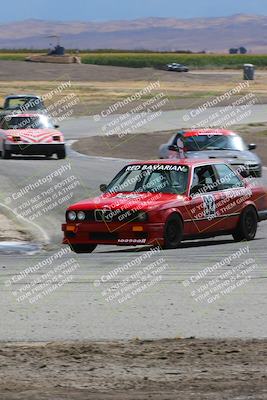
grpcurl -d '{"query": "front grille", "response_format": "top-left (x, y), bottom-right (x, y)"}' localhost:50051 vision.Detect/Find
top-left (248, 164), bottom-right (260, 169)
top-left (94, 209), bottom-right (143, 223)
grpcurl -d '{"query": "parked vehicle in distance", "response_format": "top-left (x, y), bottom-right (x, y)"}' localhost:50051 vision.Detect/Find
top-left (0, 113), bottom-right (66, 159)
top-left (159, 129), bottom-right (262, 177)
top-left (166, 63), bottom-right (189, 72)
top-left (62, 159), bottom-right (267, 253)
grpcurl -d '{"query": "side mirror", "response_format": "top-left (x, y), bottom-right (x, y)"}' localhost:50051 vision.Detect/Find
top-left (54, 124), bottom-right (60, 129)
top-left (100, 184), bottom-right (107, 193)
top-left (168, 145), bottom-right (178, 151)
top-left (248, 143), bottom-right (256, 150)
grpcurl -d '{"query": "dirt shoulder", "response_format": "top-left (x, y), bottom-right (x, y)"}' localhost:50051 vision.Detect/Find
top-left (0, 213), bottom-right (31, 242)
top-left (0, 338), bottom-right (266, 400)
top-left (72, 124), bottom-right (267, 165)
top-left (1, 61), bottom-right (267, 116)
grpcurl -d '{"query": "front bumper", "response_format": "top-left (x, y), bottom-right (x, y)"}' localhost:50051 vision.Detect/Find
top-left (5, 143), bottom-right (65, 155)
top-left (62, 221), bottom-right (164, 246)
top-left (231, 163), bottom-right (262, 178)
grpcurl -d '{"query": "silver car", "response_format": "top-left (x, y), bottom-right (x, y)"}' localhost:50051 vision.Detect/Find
top-left (158, 129), bottom-right (262, 177)
top-left (166, 63), bottom-right (189, 72)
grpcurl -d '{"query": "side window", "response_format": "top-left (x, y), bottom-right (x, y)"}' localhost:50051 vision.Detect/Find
top-left (190, 165), bottom-right (218, 195)
top-left (215, 164), bottom-right (244, 189)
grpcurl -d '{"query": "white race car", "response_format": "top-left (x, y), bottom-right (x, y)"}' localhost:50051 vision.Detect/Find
top-left (0, 113), bottom-right (66, 159)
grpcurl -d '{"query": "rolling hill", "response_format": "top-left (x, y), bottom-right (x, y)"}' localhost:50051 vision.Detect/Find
top-left (1, 14), bottom-right (267, 52)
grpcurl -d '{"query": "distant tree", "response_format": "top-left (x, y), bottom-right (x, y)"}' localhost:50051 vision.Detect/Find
top-left (239, 47), bottom-right (247, 54)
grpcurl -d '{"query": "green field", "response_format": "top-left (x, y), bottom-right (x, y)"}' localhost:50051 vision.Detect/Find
top-left (0, 53), bottom-right (27, 61)
top-left (80, 53), bottom-right (267, 68)
top-left (0, 51), bottom-right (267, 69)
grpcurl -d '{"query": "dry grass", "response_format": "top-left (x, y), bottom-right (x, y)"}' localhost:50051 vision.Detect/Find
top-left (1, 68), bottom-right (267, 116)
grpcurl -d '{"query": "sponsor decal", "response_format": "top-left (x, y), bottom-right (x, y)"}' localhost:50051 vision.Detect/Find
top-left (203, 194), bottom-right (216, 219)
top-left (126, 164), bottom-right (188, 172)
top-left (118, 239), bottom-right (146, 244)
top-left (115, 193), bottom-right (141, 199)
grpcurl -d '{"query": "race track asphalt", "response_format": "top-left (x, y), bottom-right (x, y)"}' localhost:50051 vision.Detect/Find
top-left (0, 110), bottom-right (266, 341)
top-left (60, 105), bottom-right (267, 139)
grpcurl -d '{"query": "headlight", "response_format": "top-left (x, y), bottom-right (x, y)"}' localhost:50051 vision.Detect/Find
top-left (67, 211), bottom-right (76, 221)
top-left (136, 211), bottom-right (148, 222)
top-left (77, 211), bottom-right (86, 221)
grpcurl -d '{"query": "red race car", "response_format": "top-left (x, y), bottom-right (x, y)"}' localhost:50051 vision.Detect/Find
top-left (62, 159), bottom-right (267, 253)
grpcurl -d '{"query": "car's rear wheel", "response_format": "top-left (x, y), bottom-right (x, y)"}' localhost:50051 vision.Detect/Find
top-left (232, 206), bottom-right (258, 242)
top-left (57, 146), bottom-right (66, 159)
top-left (70, 244), bottom-right (97, 253)
top-left (163, 214), bottom-right (183, 249)
top-left (1, 142), bottom-right (11, 159)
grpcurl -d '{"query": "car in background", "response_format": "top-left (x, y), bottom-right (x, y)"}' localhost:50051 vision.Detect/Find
top-left (159, 129), bottom-right (262, 177)
top-left (1, 95), bottom-right (46, 114)
top-left (62, 159), bottom-right (267, 253)
top-left (166, 63), bottom-right (189, 72)
top-left (0, 113), bottom-right (66, 159)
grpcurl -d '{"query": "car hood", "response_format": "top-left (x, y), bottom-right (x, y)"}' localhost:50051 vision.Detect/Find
top-left (186, 149), bottom-right (261, 164)
top-left (69, 192), bottom-right (186, 212)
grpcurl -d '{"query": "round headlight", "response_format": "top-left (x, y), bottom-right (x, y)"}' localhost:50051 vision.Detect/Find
top-left (77, 211), bottom-right (86, 221)
top-left (137, 211), bottom-right (147, 222)
top-left (67, 211), bottom-right (77, 221)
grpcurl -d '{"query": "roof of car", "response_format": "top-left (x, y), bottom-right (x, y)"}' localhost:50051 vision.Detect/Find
top-left (5, 95), bottom-right (41, 99)
top-left (179, 129), bottom-right (236, 137)
top-left (128, 159), bottom-right (223, 166)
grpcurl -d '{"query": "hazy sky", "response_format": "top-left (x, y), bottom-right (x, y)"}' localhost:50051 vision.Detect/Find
top-left (2, 0), bottom-right (267, 22)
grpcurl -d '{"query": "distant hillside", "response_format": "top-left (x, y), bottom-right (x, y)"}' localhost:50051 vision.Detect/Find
top-left (1, 14), bottom-right (267, 52)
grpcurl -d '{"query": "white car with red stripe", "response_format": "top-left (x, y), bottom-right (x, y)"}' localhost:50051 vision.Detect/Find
top-left (0, 113), bottom-right (66, 159)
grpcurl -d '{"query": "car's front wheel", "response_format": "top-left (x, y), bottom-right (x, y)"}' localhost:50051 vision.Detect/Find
top-left (70, 244), bottom-right (97, 253)
top-left (163, 214), bottom-right (183, 249)
top-left (1, 142), bottom-right (12, 159)
top-left (232, 206), bottom-right (258, 242)
top-left (57, 146), bottom-right (66, 159)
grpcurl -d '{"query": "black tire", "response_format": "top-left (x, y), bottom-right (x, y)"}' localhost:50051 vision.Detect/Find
top-left (163, 214), bottom-right (183, 249)
top-left (57, 146), bottom-right (66, 159)
top-left (70, 244), bottom-right (97, 254)
top-left (232, 206), bottom-right (258, 242)
top-left (1, 142), bottom-right (11, 159)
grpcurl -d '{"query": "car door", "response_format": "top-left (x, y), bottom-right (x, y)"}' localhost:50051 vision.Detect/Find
top-left (213, 163), bottom-right (247, 231)
top-left (184, 164), bottom-right (222, 236)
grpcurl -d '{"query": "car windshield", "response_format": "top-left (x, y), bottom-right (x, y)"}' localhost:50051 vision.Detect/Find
top-left (106, 164), bottom-right (189, 195)
top-left (1, 115), bottom-right (53, 130)
top-left (5, 97), bottom-right (44, 110)
top-left (174, 134), bottom-right (247, 151)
